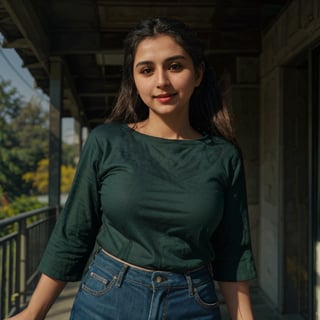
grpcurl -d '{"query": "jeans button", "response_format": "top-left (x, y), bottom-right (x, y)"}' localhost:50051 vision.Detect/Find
top-left (156, 275), bottom-right (166, 283)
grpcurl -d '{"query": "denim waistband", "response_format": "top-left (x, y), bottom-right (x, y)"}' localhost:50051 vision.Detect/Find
top-left (93, 248), bottom-right (214, 293)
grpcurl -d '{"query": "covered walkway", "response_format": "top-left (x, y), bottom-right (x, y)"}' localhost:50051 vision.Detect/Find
top-left (1, 1), bottom-right (319, 318)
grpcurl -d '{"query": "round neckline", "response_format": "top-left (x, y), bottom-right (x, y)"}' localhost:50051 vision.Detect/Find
top-left (122, 123), bottom-right (210, 144)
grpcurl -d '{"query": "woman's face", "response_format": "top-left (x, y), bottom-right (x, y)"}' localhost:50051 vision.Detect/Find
top-left (133, 34), bottom-right (203, 120)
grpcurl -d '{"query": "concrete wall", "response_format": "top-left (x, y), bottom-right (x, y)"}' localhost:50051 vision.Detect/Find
top-left (260, 0), bottom-right (320, 313)
top-left (261, 0), bottom-right (320, 75)
top-left (259, 68), bottom-right (282, 306)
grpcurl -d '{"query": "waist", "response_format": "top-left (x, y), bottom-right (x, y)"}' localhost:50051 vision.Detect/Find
top-left (101, 248), bottom-right (157, 272)
top-left (101, 248), bottom-right (210, 274)
top-left (94, 248), bottom-right (214, 288)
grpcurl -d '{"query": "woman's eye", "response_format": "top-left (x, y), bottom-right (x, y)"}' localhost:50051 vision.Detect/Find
top-left (141, 68), bottom-right (153, 75)
top-left (169, 63), bottom-right (183, 71)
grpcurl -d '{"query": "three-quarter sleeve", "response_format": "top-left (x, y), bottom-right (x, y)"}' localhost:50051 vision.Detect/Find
top-left (211, 152), bottom-right (257, 282)
top-left (39, 130), bottom-right (103, 281)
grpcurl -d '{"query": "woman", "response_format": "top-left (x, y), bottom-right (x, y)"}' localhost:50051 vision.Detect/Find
top-left (8, 17), bottom-right (256, 320)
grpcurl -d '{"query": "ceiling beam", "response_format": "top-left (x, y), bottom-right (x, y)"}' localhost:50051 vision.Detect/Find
top-left (50, 30), bottom-right (261, 54)
top-left (76, 78), bottom-right (120, 93)
top-left (79, 92), bottom-right (112, 97)
top-left (97, 0), bottom-right (218, 5)
top-left (2, 38), bottom-right (31, 49)
top-left (22, 61), bottom-right (43, 69)
top-left (1, 0), bottom-right (50, 72)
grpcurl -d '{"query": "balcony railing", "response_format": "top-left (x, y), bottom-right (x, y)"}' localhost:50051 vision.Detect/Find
top-left (0, 207), bottom-right (58, 319)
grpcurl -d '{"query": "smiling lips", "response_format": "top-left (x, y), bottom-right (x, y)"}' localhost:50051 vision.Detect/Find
top-left (153, 93), bottom-right (177, 103)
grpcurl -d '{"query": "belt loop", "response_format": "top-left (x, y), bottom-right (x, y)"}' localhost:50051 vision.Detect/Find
top-left (88, 247), bottom-right (101, 268)
top-left (116, 264), bottom-right (128, 288)
top-left (94, 247), bottom-right (101, 258)
top-left (185, 274), bottom-right (194, 296)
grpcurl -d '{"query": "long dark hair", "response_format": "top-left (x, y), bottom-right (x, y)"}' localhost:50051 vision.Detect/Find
top-left (107, 17), bottom-right (236, 144)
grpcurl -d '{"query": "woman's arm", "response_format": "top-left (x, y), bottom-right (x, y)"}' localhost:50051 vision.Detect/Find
top-left (218, 281), bottom-right (254, 320)
top-left (7, 274), bottom-right (67, 320)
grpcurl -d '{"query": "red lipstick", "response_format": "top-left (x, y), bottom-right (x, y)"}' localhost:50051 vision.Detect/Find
top-left (154, 93), bottom-right (177, 103)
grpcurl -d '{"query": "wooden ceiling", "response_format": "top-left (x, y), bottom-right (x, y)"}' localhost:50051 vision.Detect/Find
top-left (0, 0), bottom-right (289, 129)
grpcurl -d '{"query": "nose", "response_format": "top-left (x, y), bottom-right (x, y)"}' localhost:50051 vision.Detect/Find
top-left (156, 69), bottom-right (169, 88)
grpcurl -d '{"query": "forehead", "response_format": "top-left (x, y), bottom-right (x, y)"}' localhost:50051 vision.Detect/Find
top-left (134, 34), bottom-right (187, 61)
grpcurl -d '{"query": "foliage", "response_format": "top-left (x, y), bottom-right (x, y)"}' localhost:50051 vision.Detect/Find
top-left (0, 195), bottom-right (44, 220)
top-left (0, 79), bottom-right (78, 203)
top-left (0, 80), bottom-right (49, 200)
top-left (61, 164), bottom-right (76, 193)
top-left (62, 142), bottom-right (78, 166)
top-left (0, 195), bottom-right (44, 235)
top-left (0, 80), bottom-right (24, 199)
top-left (11, 96), bottom-right (49, 167)
top-left (23, 159), bottom-right (49, 194)
top-left (23, 158), bottom-right (76, 194)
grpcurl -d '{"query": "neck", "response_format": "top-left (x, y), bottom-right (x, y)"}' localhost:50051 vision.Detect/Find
top-left (136, 114), bottom-right (202, 140)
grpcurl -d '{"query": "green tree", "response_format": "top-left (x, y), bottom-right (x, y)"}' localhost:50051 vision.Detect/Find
top-left (62, 142), bottom-right (78, 166)
top-left (12, 96), bottom-right (49, 168)
top-left (0, 195), bottom-right (44, 233)
top-left (11, 96), bottom-right (49, 194)
top-left (0, 80), bottom-right (49, 200)
top-left (0, 79), bottom-right (24, 200)
top-left (23, 158), bottom-right (76, 194)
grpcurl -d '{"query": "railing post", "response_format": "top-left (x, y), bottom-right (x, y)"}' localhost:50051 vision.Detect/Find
top-left (18, 219), bottom-right (27, 308)
top-left (13, 226), bottom-right (20, 313)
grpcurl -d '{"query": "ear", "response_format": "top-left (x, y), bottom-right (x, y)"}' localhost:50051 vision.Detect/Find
top-left (194, 62), bottom-right (205, 87)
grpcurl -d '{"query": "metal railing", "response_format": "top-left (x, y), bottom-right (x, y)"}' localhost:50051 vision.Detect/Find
top-left (0, 207), bottom-right (57, 319)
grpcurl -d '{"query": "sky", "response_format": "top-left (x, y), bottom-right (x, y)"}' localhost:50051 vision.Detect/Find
top-left (0, 33), bottom-right (74, 143)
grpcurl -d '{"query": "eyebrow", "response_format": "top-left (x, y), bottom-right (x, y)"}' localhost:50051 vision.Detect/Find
top-left (135, 55), bottom-right (187, 68)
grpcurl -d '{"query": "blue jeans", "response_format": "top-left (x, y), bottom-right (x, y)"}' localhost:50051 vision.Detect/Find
top-left (70, 249), bottom-right (221, 320)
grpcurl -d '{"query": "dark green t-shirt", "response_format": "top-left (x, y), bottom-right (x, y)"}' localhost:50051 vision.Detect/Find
top-left (39, 123), bottom-right (256, 282)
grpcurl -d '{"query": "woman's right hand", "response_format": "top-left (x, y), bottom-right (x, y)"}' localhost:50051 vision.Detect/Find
top-left (5, 274), bottom-right (67, 320)
top-left (6, 307), bottom-right (38, 320)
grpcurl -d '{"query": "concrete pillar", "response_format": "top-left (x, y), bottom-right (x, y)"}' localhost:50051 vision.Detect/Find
top-left (282, 66), bottom-right (309, 314)
top-left (48, 57), bottom-right (63, 208)
top-left (311, 46), bottom-right (320, 320)
top-left (259, 68), bottom-right (282, 307)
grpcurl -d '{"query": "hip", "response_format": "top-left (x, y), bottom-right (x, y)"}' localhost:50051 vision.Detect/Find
top-left (70, 248), bottom-right (221, 320)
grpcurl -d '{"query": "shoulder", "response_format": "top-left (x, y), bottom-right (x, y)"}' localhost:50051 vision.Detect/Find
top-left (79, 123), bottom-right (126, 157)
top-left (86, 122), bottom-right (126, 145)
top-left (205, 136), bottom-right (244, 186)
top-left (206, 135), bottom-right (242, 164)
